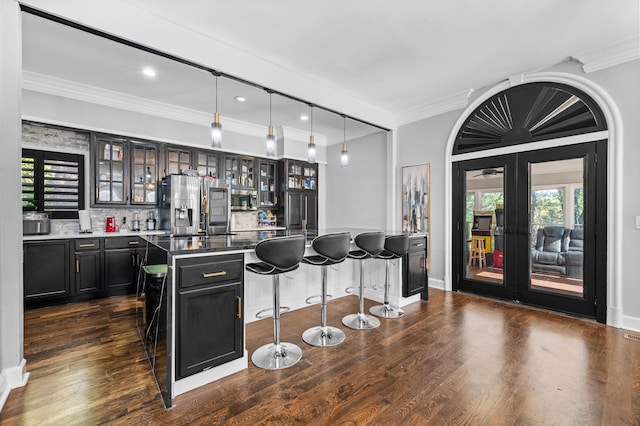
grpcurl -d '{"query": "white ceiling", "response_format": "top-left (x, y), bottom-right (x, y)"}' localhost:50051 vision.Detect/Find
top-left (20, 0), bottom-right (640, 142)
top-left (122, 0), bottom-right (639, 113)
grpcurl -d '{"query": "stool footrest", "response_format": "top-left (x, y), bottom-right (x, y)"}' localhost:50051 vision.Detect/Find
top-left (305, 294), bottom-right (333, 304)
top-left (255, 306), bottom-right (291, 319)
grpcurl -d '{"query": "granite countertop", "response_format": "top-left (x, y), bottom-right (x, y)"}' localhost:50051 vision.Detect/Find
top-left (23, 230), bottom-right (168, 241)
top-left (142, 228), bottom-right (427, 255)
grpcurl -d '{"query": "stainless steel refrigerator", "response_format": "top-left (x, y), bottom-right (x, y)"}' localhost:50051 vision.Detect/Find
top-left (159, 175), bottom-right (201, 235)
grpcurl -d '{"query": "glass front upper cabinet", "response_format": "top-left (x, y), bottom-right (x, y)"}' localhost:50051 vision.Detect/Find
top-left (286, 160), bottom-right (317, 190)
top-left (95, 137), bottom-right (126, 204)
top-left (258, 160), bottom-right (277, 208)
top-left (196, 151), bottom-right (220, 178)
top-left (131, 142), bottom-right (158, 205)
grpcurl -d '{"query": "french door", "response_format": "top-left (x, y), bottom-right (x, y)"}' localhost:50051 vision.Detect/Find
top-left (452, 141), bottom-right (606, 320)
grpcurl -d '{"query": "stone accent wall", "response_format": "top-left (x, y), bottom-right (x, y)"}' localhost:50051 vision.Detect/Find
top-left (22, 122), bottom-right (159, 235)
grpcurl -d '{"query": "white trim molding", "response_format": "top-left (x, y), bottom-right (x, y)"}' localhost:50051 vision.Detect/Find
top-left (444, 72), bottom-right (624, 329)
top-left (0, 359), bottom-right (29, 411)
top-left (22, 70), bottom-right (267, 136)
top-left (396, 88), bottom-right (474, 126)
top-left (572, 36), bottom-right (640, 74)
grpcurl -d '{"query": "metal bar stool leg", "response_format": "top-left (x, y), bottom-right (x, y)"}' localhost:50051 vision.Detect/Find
top-left (251, 275), bottom-right (302, 369)
top-left (370, 259), bottom-right (405, 318)
top-left (302, 265), bottom-right (346, 346)
top-left (342, 259), bottom-right (381, 329)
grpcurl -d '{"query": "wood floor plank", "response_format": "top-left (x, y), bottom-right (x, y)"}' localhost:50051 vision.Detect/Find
top-left (1, 290), bottom-right (639, 425)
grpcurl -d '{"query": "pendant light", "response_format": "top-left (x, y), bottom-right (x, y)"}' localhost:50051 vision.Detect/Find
top-left (266, 91), bottom-right (276, 157)
top-left (341, 115), bottom-right (349, 168)
top-left (308, 105), bottom-right (316, 163)
top-left (210, 72), bottom-right (222, 148)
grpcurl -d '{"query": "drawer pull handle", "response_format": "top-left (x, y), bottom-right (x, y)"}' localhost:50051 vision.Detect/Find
top-left (236, 296), bottom-right (242, 319)
top-left (415, 243), bottom-right (424, 247)
top-left (78, 243), bottom-right (95, 248)
top-left (202, 271), bottom-right (226, 278)
top-left (128, 241), bottom-right (140, 245)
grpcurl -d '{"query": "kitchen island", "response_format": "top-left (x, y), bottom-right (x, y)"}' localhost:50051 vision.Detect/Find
top-left (138, 229), bottom-right (426, 407)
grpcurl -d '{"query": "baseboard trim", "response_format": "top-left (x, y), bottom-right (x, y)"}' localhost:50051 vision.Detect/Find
top-left (0, 359), bottom-right (29, 412)
top-left (428, 278), bottom-right (445, 290)
top-left (621, 314), bottom-right (640, 333)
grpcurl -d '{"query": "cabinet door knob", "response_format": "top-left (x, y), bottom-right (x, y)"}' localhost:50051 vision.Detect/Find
top-left (202, 271), bottom-right (226, 278)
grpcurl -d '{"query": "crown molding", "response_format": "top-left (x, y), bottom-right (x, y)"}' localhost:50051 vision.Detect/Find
top-left (279, 125), bottom-right (327, 145)
top-left (395, 88), bottom-right (474, 126)
top-left (572, 36), bottom-right (640, 74)
top-left (21, 70), bottom-right (268, 136)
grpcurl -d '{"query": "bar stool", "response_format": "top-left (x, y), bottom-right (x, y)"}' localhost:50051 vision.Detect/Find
top-left (342, 231), bottom-right (385, 330)
top-left (246, 234), bottom-right (306, 370)
top-left (370, 234), bottom-right (409, 319)
top-left (468, 236), bottom-right (487, 268)
top-left (301, 231), bottom-right (351, 347)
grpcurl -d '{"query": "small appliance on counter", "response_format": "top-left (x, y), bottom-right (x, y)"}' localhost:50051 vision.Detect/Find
top-left (105, 216), bottom-right (117, 232)
top-left (22, 212), bottom-right (51, 235)
top-left (132, 213), bottom-right (141, 232)
top-left (146, 211), bottom-right (156, 230)
top-left (230, 188), bottom-right (258, 211)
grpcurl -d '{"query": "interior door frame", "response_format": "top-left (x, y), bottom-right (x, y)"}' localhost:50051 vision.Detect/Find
top-left (452, 141), bottom-right (607, 321)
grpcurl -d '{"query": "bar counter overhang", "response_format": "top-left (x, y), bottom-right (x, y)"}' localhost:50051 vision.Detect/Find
top-left (138, 228), bottom-right (427, 407)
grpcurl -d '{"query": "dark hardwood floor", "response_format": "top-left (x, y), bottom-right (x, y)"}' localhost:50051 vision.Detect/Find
top-left (2, 289), bottom-right (639, 425)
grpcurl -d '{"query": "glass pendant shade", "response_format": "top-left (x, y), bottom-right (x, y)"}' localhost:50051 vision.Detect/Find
top-left (211, 111), bottom-right (222, 148)
top-left (308, 135), bottom-right (316, 164)
top-left (266, 125), bottom-right (276, 157)
top-left (340, 143), bottom-right (349, 168)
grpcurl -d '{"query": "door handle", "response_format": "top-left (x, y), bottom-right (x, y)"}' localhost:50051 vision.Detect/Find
top-left (76, 259), bottom-right (79, 273)
top-left (236, 296), bottom-right (242, 319)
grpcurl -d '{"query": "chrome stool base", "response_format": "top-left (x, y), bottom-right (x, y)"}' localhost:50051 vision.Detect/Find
top-left (369, 304), bottom-right (405, 318)
top-left (302, 326), bottom-right (346, 347)
top-left (251, 342), bottom-right (302, 370)
top-left (342, 312), bottom-right (380, 330)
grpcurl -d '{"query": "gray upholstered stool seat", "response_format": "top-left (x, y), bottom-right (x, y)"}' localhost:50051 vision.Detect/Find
top-left (370, 234), bottom-right (409, 318)
top-left (245, 234), bottom-right (306, 370)
top-left (301, 231), bottom-right (351, 347)
top-left (342, 231), bottom-right (385, 330)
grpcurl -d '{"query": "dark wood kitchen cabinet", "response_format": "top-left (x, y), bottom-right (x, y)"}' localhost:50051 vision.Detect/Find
top-left (176, 254), bottom-right (244, 379)
top-left (73, 238), bottom-right (102, 297)
top-left (24, 240), bottom-right (71, 302)
top-left (286, 192), bottom-right (318, 232)
top-left (403, 235), bottom-right (428, 299)
top-left (278, 159), bottom-right (318, 231)
top-left (103, 236), bottom-right (142, 295)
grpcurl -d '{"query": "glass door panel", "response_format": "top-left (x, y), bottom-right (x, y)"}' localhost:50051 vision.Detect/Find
top-left (464, 167), bottom-right (505, 286)
top-left (528, 159), bottom-right (584, 298)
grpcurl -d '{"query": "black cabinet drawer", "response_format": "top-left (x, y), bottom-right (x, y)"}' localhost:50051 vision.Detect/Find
top-left (104, 236), bottom-right (142, 249)
top-left (74, 238), bottom-right (101, 251)
top-left (408, 236), bottom-right (426, 252)
top-left (178, 254), bottom-right (243, 289)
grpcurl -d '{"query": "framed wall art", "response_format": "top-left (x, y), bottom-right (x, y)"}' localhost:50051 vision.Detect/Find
top-left (402, 163), bottom-right (430, 268)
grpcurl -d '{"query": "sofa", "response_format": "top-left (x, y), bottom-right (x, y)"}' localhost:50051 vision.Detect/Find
top-left (530, 226), bottom-right (583, 278)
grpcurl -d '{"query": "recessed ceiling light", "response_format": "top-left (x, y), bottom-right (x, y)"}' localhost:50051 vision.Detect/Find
top-left (142, 67), bottom-right (157, 78)
top-left (234, 96), bottom-right (246, 102)
top-left (300, 114), bottom-right (309, 121)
